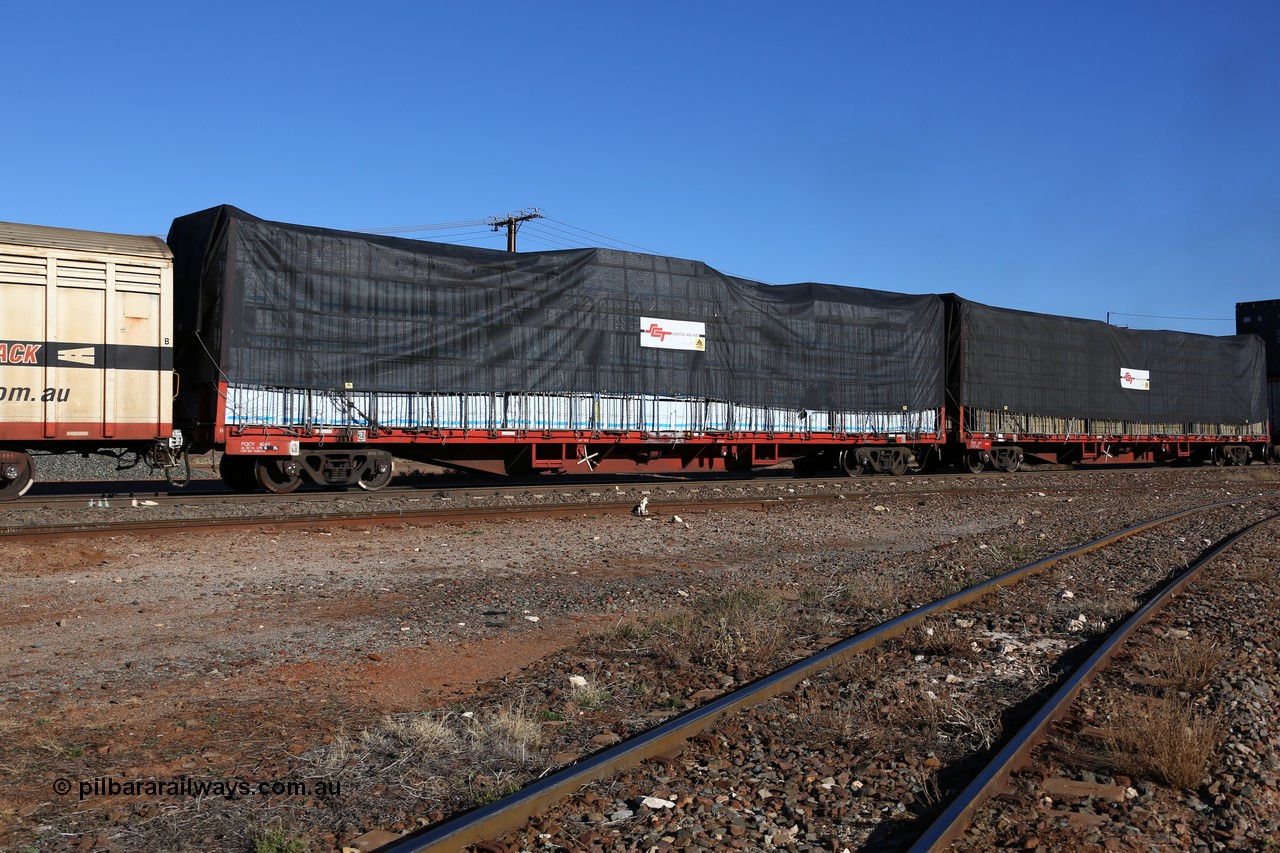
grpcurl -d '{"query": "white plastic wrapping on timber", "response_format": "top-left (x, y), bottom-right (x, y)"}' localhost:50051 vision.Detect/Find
top-left (223, 386), bottom-right (938, 436)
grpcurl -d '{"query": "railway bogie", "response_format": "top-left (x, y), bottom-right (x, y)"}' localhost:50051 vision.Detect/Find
top-left (217, 448), bottom-right (395, 494)
top-left (847, 445), bottom-right (915, 476)
top-left (958, 445), bottom-right (1023, 474)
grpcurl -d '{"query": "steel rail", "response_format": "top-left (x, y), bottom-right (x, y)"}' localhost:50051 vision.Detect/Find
top-left (0, 495), bottom-right (820, 542)
top-left (18, 468), bottom-right (802, 507)
top-left (907, 509), bottom-right (1280, 852)
top-left (21, 462), bottom-right (1254, 511)
top-left (374, 493), bottom-right (1279, 853)
top-left (11, 473), bottom-right (1275, 542)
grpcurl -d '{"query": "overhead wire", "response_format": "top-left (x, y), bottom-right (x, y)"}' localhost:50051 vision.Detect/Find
top-left (356, 219), bottom-right (488, 234)
top-left (445, 233), bottom-right (504, 245)
top-left (1108, 312), bottom-right (1233, 322)
top-left (390, 228), bottom-right (496, 242)
top-left (513, 233), bottom-right (568, 251)
top-left (347, 212), bottom-right (666, 256)
top-left (527, 220), bottom-right (610, 248)
top-left (543, 216), bottom-right (663, 254)
top-left (519, 224), bottom-right (588, 250)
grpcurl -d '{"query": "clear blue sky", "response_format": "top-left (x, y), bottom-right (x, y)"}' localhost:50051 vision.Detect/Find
top-left (3, 2), bottom-right (1276, 335)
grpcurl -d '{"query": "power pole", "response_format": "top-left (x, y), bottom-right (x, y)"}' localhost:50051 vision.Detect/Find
top-left (487, 208), bottom-right (543, 252)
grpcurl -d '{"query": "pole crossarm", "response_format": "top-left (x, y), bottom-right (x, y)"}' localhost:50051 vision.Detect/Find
top-left (486, 208), bottom-right (544, 252)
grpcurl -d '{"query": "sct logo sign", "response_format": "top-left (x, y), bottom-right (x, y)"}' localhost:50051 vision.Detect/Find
top-left (1120, 368), bottom-right (1150, 391)
top-left (0, 342), bottom-right (41, 364)
top-left (640, 317), bottom-right (706, 352)
top-left (644, 323), bottom-right (672, 343)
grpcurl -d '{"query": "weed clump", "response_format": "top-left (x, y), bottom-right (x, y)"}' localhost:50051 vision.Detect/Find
top-left (649, 586), bottom-right (793, 672)
top-left (312, 703), bottom-right (544, 804)
top-left (1105, 695), bottom-right (1222, 790)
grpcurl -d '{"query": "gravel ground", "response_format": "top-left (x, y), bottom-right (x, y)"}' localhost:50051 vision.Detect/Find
top-left (0, 466), bottom-right (1277, 851)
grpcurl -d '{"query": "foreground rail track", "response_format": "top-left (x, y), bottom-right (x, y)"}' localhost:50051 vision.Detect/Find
top-left (908, 511), bottom-right (1280, 851)
top-left (373, 494), bottom-right (1280, 853)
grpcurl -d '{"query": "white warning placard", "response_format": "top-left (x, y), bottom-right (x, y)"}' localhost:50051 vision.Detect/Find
top-left (1120, 368), bottom-right (1150, 390)
top-left (640, 317), bottom-right (706, 351)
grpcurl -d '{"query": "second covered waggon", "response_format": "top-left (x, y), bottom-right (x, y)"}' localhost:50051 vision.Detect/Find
top-left (948, 296), bottom-right (1270, 471)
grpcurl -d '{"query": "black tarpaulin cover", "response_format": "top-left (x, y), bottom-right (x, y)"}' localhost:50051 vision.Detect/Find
top-left (167, 206), bottom-right (944, 419)
top-left (950, 296), bottom-right (1268, 427)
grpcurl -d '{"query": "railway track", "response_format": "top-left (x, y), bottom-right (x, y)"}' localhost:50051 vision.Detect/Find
top-left (7, 465), bottom-right (1274, 542)
top-left (371, 494), bottom-right (1280, 853)
top-left (0, 496), bottom-right (792, 542)
top-left (908, 511), bottom-right (1280, 851)
top-left (17, 460), bottom-right (1265, 505)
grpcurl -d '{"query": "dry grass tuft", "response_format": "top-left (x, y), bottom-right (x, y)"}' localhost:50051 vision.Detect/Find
top-left (605, 618), bottom-right (650, 643)
top-left (308, 702), bottom-right (545, 802)
top-left (650, 586), bottom-right (792, 671)
top-left (479, 705), bottom-right (543, 764)
top-left (1093, 593), bottom-right (1140, 623)
top-left (839, 680), bottom-right (951, 741)
top-left (815, 671), bottom-right (1002, 763)
top-left (1155, 637), bottom-right (1228, 695)
top-left (382, 713), bottom-right (460, 754)
top-left (1104, 695), bottom-right (1222, 790)
top-left (834, 571), bottom-right (903, 616)
top-left (940, 703), bottom-right (1003, 752)
top-left (567, 676), bottom-right (612, 711)
top-left (830, 648), bottom-right (885, 684)
top-left (901, 620), bottom-right (975, 659)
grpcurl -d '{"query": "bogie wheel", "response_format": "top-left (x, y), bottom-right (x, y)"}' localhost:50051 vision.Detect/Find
top-left (1211, 448), bottom-right (1228, 467)
top-left (357, 455), bottom-right (394, 491)
top-left (888, 453), bottom-right (909, 477)
top-left (1002, 454), bottom-right (1021, 473)
top-left (255, 458), bottom-right (304, 494)
top-left (964, 452), bottom-right (986, 474)
top-left (838, 449), bottom-right (866, 477)
top-left (0, 452), bottom-right (35, 500)
top-left (219, 454), bottom-right (260, 492)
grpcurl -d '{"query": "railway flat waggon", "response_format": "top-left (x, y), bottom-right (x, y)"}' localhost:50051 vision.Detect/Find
top-left (167, 206), bottom-right (945, 492)
top-left (948, 295), bottom-right (1272, 471)
top-left (0, 221), bottom-right (182, 498)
